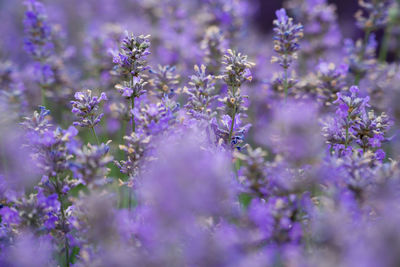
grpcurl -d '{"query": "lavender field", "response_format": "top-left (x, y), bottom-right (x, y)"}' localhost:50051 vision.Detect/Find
top-left (1, 0), bottom-right (400, 266)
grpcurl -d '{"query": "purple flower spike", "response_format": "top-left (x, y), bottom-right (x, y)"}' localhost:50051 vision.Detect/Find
top-left (70, 89), bottom-right (107, 128)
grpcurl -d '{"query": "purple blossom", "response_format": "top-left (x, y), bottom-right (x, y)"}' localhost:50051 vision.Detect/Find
top-left (71, 89), bottom-right (107, 128)
top-left (0, 207), bottom-right (20, 225)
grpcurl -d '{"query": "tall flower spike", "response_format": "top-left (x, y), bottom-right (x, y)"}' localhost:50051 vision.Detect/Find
top-left (23, 0), bottom-right (55, 106)
top-left (217, 49), bottom-right (254, 148)
top-left (23, 0), bottom-right (54, 60)
top-left (113, 33), bottom-right (151, 79)
top-left (71, 90), bottom-right (107, 128)
top-left (271, 8), bottom-right (303, 100)
top-left (271, 8), bottom-right (303, 70)
top-left (184, 65), bottom-right (218, 120)
top-left (113, 33), bottom-right (151, 132)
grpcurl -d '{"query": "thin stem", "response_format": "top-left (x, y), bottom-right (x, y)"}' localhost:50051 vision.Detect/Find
top-left (228, 110), bottom-right (237, 147)
top-left (128, 187), bottom-right (132, 211)
top-left (344, 114), bottom-right (351, 149)
top-left (91, 126), bottom-right (100, 145)
top-left (228, 86), bottom-right (237, 145)
top-left (53, 180), bottom-right (70, 267)
top-left (354, 29), bottom-right (371, 85)
top-left (41, 86), bottom-right (47, 108)
top-left (379, 24), bottom-right (392, 63)
top-left (283, 67), bottom-right (288, 102)
top-left (131, 97), bottom-right (135, 133)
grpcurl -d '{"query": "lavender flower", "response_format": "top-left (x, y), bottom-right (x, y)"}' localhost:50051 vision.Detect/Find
top-left (355, 0), bottom-right (394, 31)
top-left (113, 33), bottom-right (151, 132)
top-left (115, 132), bottom-right (152, 179)
top-left (23, 0), bottom-right (54, 61)
top-left (71, 90), bottom-right (107, 128)
top-left (271, 8), bottom-right (303, 99)
top-left (216, 49), bottom-right (254, 148)
top-left (149, 64), bottom-right (180, 99)
top-left (184, 65), bottom-right (218, 120)
top-left (323, 86), bottom-right (391, 158)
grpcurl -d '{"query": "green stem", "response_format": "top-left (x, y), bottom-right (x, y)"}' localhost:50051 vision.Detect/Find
top-left (354, 30), bottom-right (371, 85)
top-left (41, 86), bottom-right (47, 108)
top-left (379, 24), bottom-right (392, 63)
top-left (53, 180), bottom-right (70, 267)
top-left (131, 97), bottom-right (135, 133)
top-left (228, 110), bottom-right (236, 147)
top-left (344, 114), bottom-right (351, 149)
top-left (91, 126), bottom-right (100, 145)
top-left (128, 187), bottom-right (132, 211)
top-left (283, 67), bottom-right (288, 102)
top-left (228, 86), bottom-right (237, 145)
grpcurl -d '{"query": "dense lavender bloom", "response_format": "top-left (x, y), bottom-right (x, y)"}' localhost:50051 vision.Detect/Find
top-left (115, 132), bottom-right (152, 179)
top-left (222, 49), bottom-right (254, 91)
top-left (0, 207), bottom-right (20, 225)
top-left (184, 64), bottom-right (218, 120)
top-left (22, 107), bottom-right (79, 179)
top-left (149, 64), bottom-right (180, 98)
top-left (71, 90), bottom-right (107, 128)
top-left (212, 49), bottom-right (253, 148)
top-left (134, 96), bottom-right (179, 136)
top-left (113, 33), bottom-right (150, 99)
top-left (23, 0), bottom-right (54, 60)
top-left (355, 0), bottom-right (394, 31)
top-left (3, 1), bottom-right (400, 266)
top-left (271, 9), bottom-right (303, 70)
top-left (23, 0), bottom-right (55, 91)
top-left (323, 86), bottom-right (391, 158)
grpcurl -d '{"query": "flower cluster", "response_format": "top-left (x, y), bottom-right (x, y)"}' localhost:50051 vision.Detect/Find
top-left (23, 0), bottom-right (54, 60)
top-left (355, 0), bottom-right (394, 31)
top-left (2, 0), bottom-right (400, 266)
top-left (113, 34), bottom-right (150, 99)
top-left (184, 64), bottom-right (218, 120)
top-left (149, 64), bottom-right (180, 98)
top-left (271, 8), bottom-right (304, 70)
top-left (214, 49), bottom-right (254, 148)
top-left (71, 90), bottom-right (107, 128)
top-left (323, 86), bottom-right (392, 158)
